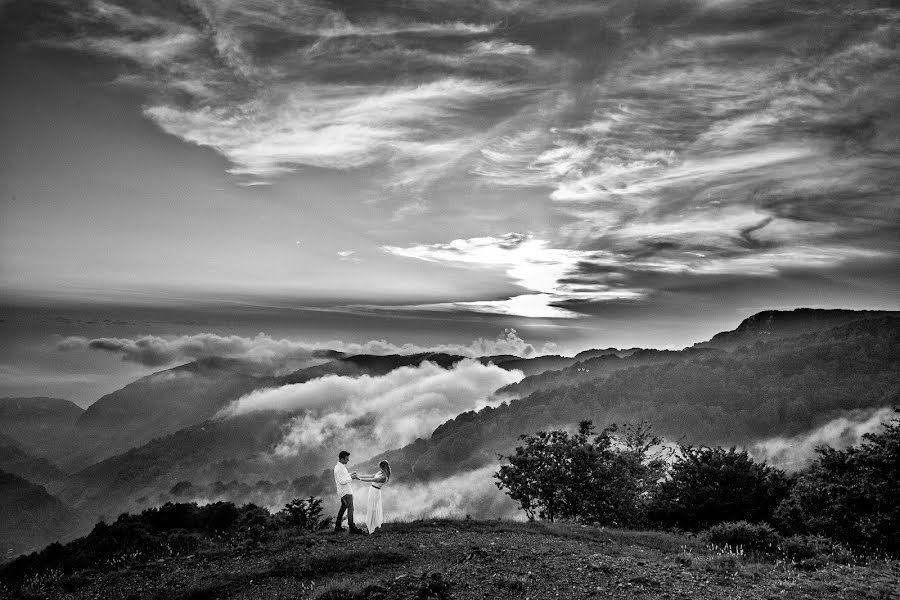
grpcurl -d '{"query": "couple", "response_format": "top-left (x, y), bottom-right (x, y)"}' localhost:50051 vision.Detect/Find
top-left (333, 450), bottom-right (391, 535)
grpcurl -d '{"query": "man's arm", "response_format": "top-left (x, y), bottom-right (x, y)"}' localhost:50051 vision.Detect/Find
top-left (334, 464), bottom-right (353, 485)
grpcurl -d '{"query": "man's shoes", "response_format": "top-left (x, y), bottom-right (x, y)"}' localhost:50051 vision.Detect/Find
top-left (349, 527), bottom-right (365, 535)
top-left (334, 527), bottom-right (345, 532)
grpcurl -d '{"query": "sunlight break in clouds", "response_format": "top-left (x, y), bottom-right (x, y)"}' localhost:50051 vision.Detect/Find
top-left (217, 360), bottom-right (523, 460)
top-left (382, 233), bottom-right (645, 318)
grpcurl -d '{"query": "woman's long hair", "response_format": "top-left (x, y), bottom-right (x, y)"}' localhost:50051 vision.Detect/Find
top-left (379, 460), bottom-right (391, 479)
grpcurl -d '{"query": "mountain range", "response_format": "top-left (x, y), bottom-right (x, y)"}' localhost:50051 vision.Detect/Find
top-left (1, 308), bottom-right (898, 559)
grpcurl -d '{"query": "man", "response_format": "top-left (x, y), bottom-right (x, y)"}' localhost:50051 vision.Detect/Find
top-left (333, 450), bottom-right (364, 534)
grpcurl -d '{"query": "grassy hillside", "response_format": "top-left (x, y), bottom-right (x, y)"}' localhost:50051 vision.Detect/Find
top-left (3, 519), bottom-right (897, 599)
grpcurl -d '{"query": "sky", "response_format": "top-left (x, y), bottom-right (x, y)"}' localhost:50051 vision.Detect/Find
top-left (1, 0), bottom-right (899, 404)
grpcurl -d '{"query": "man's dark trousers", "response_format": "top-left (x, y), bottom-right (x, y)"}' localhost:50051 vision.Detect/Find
top-left (336, 493), bottom-right (355, 530)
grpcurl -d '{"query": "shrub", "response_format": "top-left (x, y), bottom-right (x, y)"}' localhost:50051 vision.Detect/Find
top-left (776, 535), bottom-right (849, 570)
top-left (279, 496), bottom-right (325, 531)
top-left (648, 446), bottom-right (792, 531)
top-left (704, 521), bottom-right (781, 554)
top-left (167, 530), bottom-right (201, 556)
top-left (232, 504), bottom-right (275, 547)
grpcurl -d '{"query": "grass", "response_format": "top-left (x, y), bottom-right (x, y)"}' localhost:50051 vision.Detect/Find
top-left (270, 548), bottom-right (410, 579)
top-left (4, 520), bottom-right (898, 599)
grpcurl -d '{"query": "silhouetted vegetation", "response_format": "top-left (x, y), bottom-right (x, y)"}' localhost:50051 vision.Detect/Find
top-left (647, 446), bottom-right (793, 531)
top-left (775, 414), bottom-right (900, 556)
top-left (279, 495), bottom-right (332, 531)
top-left (0, 497), bottom-right (331, 589)
top-left (495, 421), bottom-right (665, 526)
top-left (497, 410), bottom-right (899, 557)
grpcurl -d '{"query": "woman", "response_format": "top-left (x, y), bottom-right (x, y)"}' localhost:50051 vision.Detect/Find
top-left (355, 460), bottom-right (390, 534)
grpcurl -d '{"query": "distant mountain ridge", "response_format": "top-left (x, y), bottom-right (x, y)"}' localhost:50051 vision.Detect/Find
top-left (695, 308), bottom-right (900, 350)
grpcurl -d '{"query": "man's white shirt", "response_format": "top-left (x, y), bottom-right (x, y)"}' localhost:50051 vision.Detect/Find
top-left (334, 462), bottom-right (353, 497)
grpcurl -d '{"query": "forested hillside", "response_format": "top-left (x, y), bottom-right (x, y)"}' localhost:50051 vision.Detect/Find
top-left (373, 316), bottom-right (900, 482)
top-left (0, 433), bottom-right (64, 484)
top-left (0, 470), bottom-right (83, 560)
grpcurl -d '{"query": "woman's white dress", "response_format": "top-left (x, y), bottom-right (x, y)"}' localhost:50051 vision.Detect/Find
top-left (365, 471), bottom-right (385, 534)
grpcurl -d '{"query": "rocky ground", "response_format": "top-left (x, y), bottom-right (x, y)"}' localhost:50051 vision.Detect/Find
top-left (7, 520), bottom-right (899, 600)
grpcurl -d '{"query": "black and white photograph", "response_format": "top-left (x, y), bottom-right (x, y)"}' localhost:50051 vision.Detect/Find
top-left (1, 0), bottom-right (898, 597)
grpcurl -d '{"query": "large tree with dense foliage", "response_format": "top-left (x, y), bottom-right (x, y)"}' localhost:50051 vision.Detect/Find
top-left (647, 446), bottom-right (792, 531)
top-left (495, 421), bottom-right (665, 526)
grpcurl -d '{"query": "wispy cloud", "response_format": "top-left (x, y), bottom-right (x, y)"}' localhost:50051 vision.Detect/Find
top-left (14, 0), bottom-right (900, 310)
top-left (23, 0), bottom-right (546, 194)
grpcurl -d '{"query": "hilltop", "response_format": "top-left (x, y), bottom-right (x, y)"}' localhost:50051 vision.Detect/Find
top-left (4, 519), bottom-right (897, 599)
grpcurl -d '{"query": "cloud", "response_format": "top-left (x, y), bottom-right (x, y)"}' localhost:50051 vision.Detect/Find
top-left (749, 408), bottom-right (896, 470)
top-left (383, 465), bottom-right (522, 521)
top-left (143, 77), bottom-right (526, 179)
top-left (217, 360), bottom-right (523, 459)
top-left (56, 328), bottom-right (549, 368)
top-left (21, 0), bottom-right (547, 194)
top-left (337, 250), bottom-right (361, 263)
top-left (383, 233), bottom-right (646, 317)
top-left (57, 332), bottom-right (326, 370)
top-left (13, 0), bottom-right (899, 306)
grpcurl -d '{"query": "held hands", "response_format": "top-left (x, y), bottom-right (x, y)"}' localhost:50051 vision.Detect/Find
top-left (351, 472), bottom-right (359, 480)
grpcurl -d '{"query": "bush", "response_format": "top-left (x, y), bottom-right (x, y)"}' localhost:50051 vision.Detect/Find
top-left (704, 521), bottom-right (781, 554)
top-left (648, 446), bottom-right (792, 531)
top-left (0, 500), bottom-right (265, 589)
top-left (167, 530), bottom-right (201, 556)
top-left (776, 535), bottom-right (855, 570)
top-left (278, 496), bottom-right (326, 531)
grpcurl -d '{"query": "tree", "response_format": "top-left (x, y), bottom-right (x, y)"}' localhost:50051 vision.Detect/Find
top-left (648, 446), bottom-right (792, 531)
top-left (495, 421), bottom-right (665, 526)
top-left (775, 410), bottom-right (900, 555)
